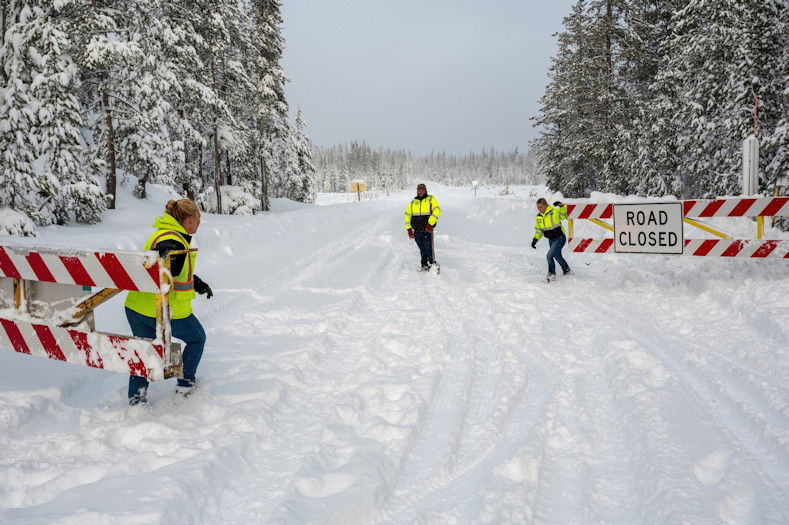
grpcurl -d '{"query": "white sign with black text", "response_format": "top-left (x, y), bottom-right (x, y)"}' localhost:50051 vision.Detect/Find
top-left (613, 202), bottom-right (684, 254)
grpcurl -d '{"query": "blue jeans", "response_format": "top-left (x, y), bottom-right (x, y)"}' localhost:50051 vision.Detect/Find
top-left (126, 307), bottom-right (206, 399)
top-left (546, 234), bottom-right (570, 275)
top-left (414, 231), bottom-right (435, 266)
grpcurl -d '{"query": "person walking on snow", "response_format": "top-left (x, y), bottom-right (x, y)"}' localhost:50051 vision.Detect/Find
top-left (405, 183), bottom-right (441, 271)
top-left (124, 199), bottom-right (213, 405)
top-left (531, 197), bottom-right (572, 281)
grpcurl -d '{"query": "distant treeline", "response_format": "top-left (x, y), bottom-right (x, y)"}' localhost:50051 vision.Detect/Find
top-left (313, 142), bottom-right (541, 193)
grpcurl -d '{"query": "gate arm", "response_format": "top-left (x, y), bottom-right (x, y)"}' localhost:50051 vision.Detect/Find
top-left (56, 288), bottom-right (122, 327)
top-left (683, 217), bottom-right (732, 239)
top-left (588, 218), bottom-right (614, 232)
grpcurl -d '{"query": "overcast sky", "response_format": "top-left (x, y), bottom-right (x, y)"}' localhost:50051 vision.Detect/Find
top-left (281, 0), bottom-right (574, 155)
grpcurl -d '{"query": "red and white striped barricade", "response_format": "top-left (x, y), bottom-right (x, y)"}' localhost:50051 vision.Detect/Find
top-left (0, 243), bottom-right (184, 380)
top-left (568, 237), bottom-right (789, 258)
top-left (564, 196), bottom-right (789, 258)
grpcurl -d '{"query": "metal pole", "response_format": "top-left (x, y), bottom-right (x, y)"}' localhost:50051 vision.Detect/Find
top-left (13, 279), bottom-right (25, 311)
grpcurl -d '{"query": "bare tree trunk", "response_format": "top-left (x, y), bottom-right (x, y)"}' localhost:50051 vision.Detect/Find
top-left (136, 172), bottom-right (149, 199)
top-left (197, 142), bottom-right (203, 187)
top-left (226, 152), bottom-right (232, 186)
top-left (260, 155), bottom-right (270, 211)
top-left (183, 147), bottom-right (195, 201)
top-left (1, 1), bottom-right (8, 85)
top-left (211, 59), bottom-right (222, 214)
top-left (213, 130), bottom-right (221, 213)
top-left (605, 0), bottom-right (613, 92)
top-left (102, 88), bottom-right (118, 209)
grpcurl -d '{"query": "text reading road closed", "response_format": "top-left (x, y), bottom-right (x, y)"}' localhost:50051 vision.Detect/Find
top-left (613, 203), bottom-right (683, 254)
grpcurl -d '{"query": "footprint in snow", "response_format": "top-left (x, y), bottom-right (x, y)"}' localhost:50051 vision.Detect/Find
top-left (692, 448), bottom-right (733, 486)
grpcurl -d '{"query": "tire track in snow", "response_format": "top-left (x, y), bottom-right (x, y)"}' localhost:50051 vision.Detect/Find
top-left (509, 290), bottom-right (644, 524)
top-left (526, 274), bottom-right (788, 522)
top-left (213, 215), bottom-right (406, 524)
top-left (583, 291), bottom-right (789, 495)
top-left (206, 210), bottom-right (393, 327)
top-left (373, 232), bottom-right (556, 522)
top-left (526, 278), bottom-right (789, 522)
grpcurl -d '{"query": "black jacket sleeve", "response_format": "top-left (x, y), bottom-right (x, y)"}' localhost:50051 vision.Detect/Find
top-left (153, 239), bottom-right (187, 276)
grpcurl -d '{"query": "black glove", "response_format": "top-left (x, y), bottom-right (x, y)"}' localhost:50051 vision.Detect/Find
top-left (194, 275), bottom-right (213, 299)
top-left (553, 201), bottom-right (563, 207)
top-left (531, 238), bottom-right (538, 249)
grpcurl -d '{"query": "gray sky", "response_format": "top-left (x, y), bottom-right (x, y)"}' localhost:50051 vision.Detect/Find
top-left (281, 0), bottom-right (574, 155)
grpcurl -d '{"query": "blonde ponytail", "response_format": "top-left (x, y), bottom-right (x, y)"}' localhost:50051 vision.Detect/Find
top-left (165, 199), bottom-right (200, 224)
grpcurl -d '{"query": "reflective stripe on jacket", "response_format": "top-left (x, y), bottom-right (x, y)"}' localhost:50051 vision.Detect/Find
top-left (405, 195), bottom-right (441, 231)
top-left (534, 204), bottom-right (568, 240)
top-left (124, 213), bottom-right (197, 319)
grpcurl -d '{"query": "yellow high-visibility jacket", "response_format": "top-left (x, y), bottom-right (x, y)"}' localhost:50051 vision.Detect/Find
top-left (405, 195), bottom-right (441, 232)
top-left (534, 204), bottom-right (568, 240)
top-left (125, 213), bottom-right (197, 319)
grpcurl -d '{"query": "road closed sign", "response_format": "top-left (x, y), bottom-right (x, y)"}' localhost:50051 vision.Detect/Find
top-left (613, 202), bottom-right (684, 254)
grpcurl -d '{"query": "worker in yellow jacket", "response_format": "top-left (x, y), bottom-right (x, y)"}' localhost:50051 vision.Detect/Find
top-left (531, 197), bottom-right (572, 281)
top-left (404, 183), bottom-right (441, 271)
top-left (125, 199), bottom-right (212, 405)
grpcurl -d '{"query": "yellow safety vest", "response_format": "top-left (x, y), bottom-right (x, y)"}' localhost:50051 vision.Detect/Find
top-left (404, 195), bottom-right (441, 229)
top-left (125, 214), bottom-right (197, 319)
top-left (534, 204), bottom-right (568, 240)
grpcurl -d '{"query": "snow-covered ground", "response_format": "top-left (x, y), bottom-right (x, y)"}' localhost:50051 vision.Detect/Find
top-left (1, 183), bottom-right (787, 524)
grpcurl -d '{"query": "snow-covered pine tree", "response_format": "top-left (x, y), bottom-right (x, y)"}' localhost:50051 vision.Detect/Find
top-left (219, 2), bottom-right (262, 198)
top-left (649, 0), bottom-right (787, 198)
top-left (248, 0), bottom-right (290, 211)
top-left (616, 0), bottom-right (677, 197)
top-left (583, 0), bottom-right (630, 195)
top-left (117, 1), bottom-right (176, 200)
top-left (533, 0), bottom-right (596, 197)
top-left (72, 0), bottom-right (145, 210)
top-left (30, 0), bottom-right (104, 223)
top-left (285, 108), bottom-right (316, 203)
top-left (535, 0), bottom-right (636, 196)
top-left (148, 0), bottom-right (212, 201)
top-left (0, 2), bottom-right (58, 227)
top-left (753, 0), bottom-right (788, 195)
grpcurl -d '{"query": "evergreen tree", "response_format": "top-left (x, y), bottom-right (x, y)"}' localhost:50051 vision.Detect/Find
top-left (533, 0), bottom-right (595, 197)
top-left (536, 0), bottom-right (787, 199)
top-left (0, 0), bottom-right (302, 227)
top-left (286, 108), bottom-right (316, 203)
top-left (73, 0), bottom-right (143, 210)
top-left (651, 0), bottom-right (787, 197)
top-left (249, 0), bottom-right (289, 211)
top-left (754, 0), bottom-right (788, 194)
top-left (616, 0), bottom-right (677, 197)
top-left (0, 2), bottom-right (57, 226)
top-left (151, 0), bottom-right (215, 201)
top-left (31, 0), bottom-right (104, 223)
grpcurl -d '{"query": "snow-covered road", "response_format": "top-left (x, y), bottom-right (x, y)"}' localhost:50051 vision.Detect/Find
top-left (1, 184), bottom-right (787, 524)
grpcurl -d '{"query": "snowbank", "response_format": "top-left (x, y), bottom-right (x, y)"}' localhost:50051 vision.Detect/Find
top-left (0, 208), bottom-right (36, 237)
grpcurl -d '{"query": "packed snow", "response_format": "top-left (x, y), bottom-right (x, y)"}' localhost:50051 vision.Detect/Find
top-left (0, 182), bottom-right (787, 524)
